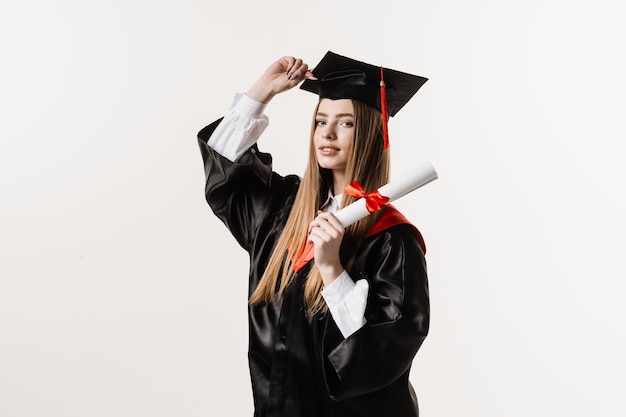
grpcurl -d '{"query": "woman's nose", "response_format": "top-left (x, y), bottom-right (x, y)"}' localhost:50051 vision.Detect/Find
top-left (321, 125), bottom-right (336, 139)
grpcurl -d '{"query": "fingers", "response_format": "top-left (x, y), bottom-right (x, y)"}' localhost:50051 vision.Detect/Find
top-left (307, 212), bottom-right (345, 280)
top-left (322, 212), bottom-right (344, 230)
top-left (307, 225), bottom-right (340, 249)
top-left (285, 58), bottom-right (311, 82)
top-left (308, 224), bottom-right (336, 242)
top-left (307, 212), bottom-right (344, 240)
top-left (253, 55), bottom-right (312, 101)
top-left (285, 58), bottom-right (301, 76)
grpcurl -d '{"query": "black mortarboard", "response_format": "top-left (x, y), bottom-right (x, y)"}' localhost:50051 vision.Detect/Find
top-left (300, 51), bottom-right (428, 149)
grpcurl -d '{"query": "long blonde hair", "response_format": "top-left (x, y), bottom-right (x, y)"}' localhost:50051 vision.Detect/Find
top-left (249, 99), bottom-right (391, 314)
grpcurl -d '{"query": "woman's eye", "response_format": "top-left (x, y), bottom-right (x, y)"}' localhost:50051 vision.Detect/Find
top-left (315, 120), bottom-right (326, 126)
top-left (340, 121), bottom-right (354, 127)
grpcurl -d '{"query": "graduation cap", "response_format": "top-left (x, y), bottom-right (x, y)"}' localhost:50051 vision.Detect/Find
top-left (300, 51), bottom-right (428, 149)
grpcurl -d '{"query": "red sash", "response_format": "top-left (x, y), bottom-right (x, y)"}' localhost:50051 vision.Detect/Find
top-left (292, 204), bottom-right (425, 272)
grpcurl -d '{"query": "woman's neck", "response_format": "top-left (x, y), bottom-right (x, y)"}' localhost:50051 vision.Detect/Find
top-left (332, 171), bottom-right (345, 196)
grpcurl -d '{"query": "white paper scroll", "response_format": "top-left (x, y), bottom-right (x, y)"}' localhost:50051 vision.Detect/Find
top-left (334, 162), bottom-right (438, 228)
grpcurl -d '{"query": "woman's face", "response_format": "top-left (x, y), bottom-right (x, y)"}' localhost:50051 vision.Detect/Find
top-left (313, 98), bottom-right (355, 177)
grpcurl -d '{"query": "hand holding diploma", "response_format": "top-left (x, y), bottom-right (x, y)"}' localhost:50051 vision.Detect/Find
top-left (294, 162), bottom-right (438, 272)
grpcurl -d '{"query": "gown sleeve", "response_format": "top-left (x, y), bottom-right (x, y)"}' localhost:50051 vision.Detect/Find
top-left (323, 225), bottom-right (430, 400)
top-left (197, 119), bottom-right (299, 251)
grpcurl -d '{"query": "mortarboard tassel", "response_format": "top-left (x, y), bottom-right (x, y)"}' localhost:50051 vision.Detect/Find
top-left (380, 66), bottom-right (389, 150)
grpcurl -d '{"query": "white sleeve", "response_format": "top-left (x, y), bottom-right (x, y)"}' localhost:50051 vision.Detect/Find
top-left (321, 271), bottom-right (369, 338)
top-left (207, 93), bottom-right (269, 162)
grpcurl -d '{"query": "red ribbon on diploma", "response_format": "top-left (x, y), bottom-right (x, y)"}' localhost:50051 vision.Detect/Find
top-left (344, 181), bottom-right (390, 213)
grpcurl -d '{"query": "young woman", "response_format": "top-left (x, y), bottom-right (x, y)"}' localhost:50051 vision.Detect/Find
top-left (197, 51), bottom-right (430, 417)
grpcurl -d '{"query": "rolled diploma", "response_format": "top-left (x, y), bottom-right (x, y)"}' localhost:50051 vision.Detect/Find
top-left (334, 162), bottom-right (438, 228)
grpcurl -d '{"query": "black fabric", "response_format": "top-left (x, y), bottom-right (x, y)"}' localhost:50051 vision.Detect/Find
top-left (300, 51), bottom-right (428, 117)
top-left (317, 70), bottom-right (381, 112)
top-left (198, 120), bottom-right (430, 417)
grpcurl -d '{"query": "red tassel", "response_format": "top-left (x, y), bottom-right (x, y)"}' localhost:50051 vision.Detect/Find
top-left (380, 66), bottom-right (389, 150)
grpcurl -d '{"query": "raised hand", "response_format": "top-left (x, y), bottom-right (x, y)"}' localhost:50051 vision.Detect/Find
top-left (246, 56), bottom-right (314, 104)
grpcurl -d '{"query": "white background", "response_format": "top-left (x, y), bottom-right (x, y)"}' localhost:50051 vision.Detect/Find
top-left (1, 0), bottom-right (625, 416)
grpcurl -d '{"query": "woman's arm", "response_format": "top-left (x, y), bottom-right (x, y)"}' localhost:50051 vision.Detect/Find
top-left (197, 56), bottom-right (312, 249)
top-left (207, 56), bottom-right (313, 162)
top-left (322, 226), bottom-right (430, 400)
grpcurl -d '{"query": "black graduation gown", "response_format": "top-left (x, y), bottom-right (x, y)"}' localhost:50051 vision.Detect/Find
top-left (198, 119), bottom-right (430, 417)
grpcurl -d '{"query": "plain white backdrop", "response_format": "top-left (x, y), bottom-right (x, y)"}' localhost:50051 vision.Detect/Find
top-left (1, 0), bottom-right (625, 416)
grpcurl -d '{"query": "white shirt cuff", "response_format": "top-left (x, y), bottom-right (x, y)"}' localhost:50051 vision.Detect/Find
top-left (321, 271), bottom-right (369, 338)
top-left (207, 93), bottom-right (269, 162)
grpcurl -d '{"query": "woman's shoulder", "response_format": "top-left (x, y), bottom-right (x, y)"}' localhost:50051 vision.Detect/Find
top-left (364, 205), bottom-right (426, 254)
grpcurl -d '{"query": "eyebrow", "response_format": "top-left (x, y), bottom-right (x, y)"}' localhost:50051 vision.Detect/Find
top-left (316, 112), bottom-right (355, 118)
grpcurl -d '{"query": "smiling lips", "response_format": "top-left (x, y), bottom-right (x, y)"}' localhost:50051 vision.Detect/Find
top-left (319, 146), bottom-right (340, 155)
